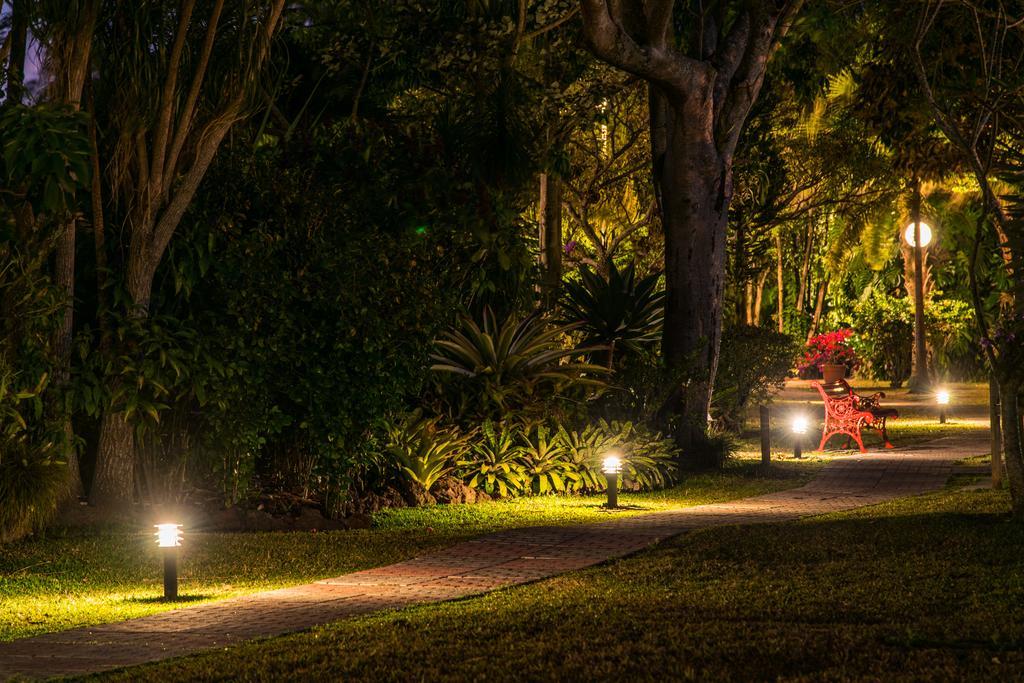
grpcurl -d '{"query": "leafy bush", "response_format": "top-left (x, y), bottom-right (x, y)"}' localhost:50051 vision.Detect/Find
top-left (845, 291), bottom-right (913, 386)
top-left (715, 325), bottom-right (797, 428)
top-left (844, 292), bottom-right (980, 386)
top-left (458, 420), bottom-right (527, 497)
top-left (560, 260), bottom-right (664, 369)
top-left (430, 309), bottom-right (607, 422)
top-left (384, 412), bottom-right (470, 491)
top-left (0, 439), bottom-right (66, 542)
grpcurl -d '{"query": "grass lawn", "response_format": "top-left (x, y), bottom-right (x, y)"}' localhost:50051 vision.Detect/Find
top-left (93, 482), bottom-right (1024, 682)
top-left (0, 461), bottom-right (814, 642)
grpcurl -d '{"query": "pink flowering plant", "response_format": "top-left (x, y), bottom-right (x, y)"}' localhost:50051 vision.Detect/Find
top-left (799, 329), bottom-right (861, 374)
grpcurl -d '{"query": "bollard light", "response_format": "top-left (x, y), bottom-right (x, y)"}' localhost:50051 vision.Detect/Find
top-left (602, 452), bottom-right (623, 509)
top-left (936, 389), bottom-right (950, 424)
top-left (791, 415), bottom-right (809, 459)
top-left (155, 523), bottom-right (182, 600)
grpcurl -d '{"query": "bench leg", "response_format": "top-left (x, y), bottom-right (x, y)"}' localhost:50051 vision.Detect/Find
top-left (880, 418), bottom-right (894, 449)
top-left (854, 432), bottom-right (867, 453)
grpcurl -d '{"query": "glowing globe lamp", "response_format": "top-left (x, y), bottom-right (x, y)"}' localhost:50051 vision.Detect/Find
top-left (903, 221), bottom-right (933, 248)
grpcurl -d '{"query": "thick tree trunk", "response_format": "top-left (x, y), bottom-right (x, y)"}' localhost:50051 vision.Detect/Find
top-left (656, 89), bottom-right (730, 463)
top-left (90, 412), bottom-right (135, 509)
top-left (538, 172), bottom-right (563, 309)
top-left (90, 261), bottom-right (156, 509)
top-left (998, 379), bottom-right (1024, 518)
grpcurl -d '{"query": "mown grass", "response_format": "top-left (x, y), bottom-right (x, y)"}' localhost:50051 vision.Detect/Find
top-left (0, 461), bottom-right (813, 642)
top-left (95, 483), bottom-right (1024, 682)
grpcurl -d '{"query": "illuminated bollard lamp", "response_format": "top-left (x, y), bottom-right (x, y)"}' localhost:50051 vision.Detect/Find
top-left (602, 453), bottom-right (624, 509)
top-left (155, 523), bottom-right (183, 600)
top-left (936, 389), bottom-right (951, 424)
top-left (791, 415), bottom-right (809, 459)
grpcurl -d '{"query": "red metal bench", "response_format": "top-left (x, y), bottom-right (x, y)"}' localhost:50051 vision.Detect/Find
top-left (812, 379), bottom-right (898, 453)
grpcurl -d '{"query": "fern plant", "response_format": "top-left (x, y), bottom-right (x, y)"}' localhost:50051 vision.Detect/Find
top-left (458, 420), bottom-right (527, 497)
top-left (520, 425), bottom-right (577, 494)
top-left (384, 411), bottom-right (469, 491)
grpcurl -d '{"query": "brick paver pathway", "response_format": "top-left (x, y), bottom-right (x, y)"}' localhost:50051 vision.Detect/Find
top-left (0, 433), bottom-right (989, 680)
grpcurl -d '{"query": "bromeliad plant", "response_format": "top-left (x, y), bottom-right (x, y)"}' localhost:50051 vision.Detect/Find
top-left (458, 420), bottom-right (527, 497)
top-left (560, 260), bottom-right (664, 369)
top-left (557, 424), bottom-right (621, 492)
top-left (602, 420), bottom-right (678, 491)
top-left (430, 308), bottom-right (607, 421)
top-left (520, 425), bottom-right (578, 494)
top-left (384, 411), bottom-right (470, 491)
top-left (799, 329), bottom-right (861, 375)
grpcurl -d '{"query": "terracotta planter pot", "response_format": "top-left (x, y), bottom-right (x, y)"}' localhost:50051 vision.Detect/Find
top-left (821, 363), bottom-right (847, 383)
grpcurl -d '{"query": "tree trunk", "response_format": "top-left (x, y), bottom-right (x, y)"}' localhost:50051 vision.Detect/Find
top-left (999, 379), bottom-right (1024, 518)
top-left (796, 213), bottom-right (813, 316)
top-left (907, 177), bottom-right (930, 392)
top-left (90, 412), bottom-right (135, 509)
top-left (6, 0), bottom-right (29, 104)
top-left (753, 269), bottom-right (768, 327)
top-left (538, 172), bottom-right (563, 309)
top-left (656, 88), bottom-right (730, 463)
top-left (90, 261), bottom-right (156, 509)
top-left (776, 232), bottom-right (784, 332)
top-left (806, 275), bottom-right (829, 342)
top-left (991, 374), bottom-right (1002, 489)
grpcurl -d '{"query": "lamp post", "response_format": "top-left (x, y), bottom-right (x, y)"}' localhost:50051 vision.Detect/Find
top-left (155, 523), bottom-right (182, 600)
top-left (936, 389), bottom-right (950, 424)
top-left (602, 453), bottom-right (623, 509)
top-left (904, 178), bottom-right (932, 392)
top-left (791, 415), bottom-right (809, 459)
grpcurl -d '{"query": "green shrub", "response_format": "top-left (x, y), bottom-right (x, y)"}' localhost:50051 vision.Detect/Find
top-left (844, 292), bottom-right (980, 386)
top-left (0, 439), bottom-right (67, 542)
top-left (715, 325), bottom-right (797, 428)
top-left (458, 420), bottom-right (527, 497)
top-left (384, 412), bottom-right (470, 491)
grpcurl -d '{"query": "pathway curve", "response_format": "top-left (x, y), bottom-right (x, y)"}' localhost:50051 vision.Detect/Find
top-left (0, 433), bottom-right (989, 680)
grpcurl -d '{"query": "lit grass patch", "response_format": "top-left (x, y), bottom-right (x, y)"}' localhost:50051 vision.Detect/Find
top-left (0, 461), bottom-right (813, 642)
top-left (96, 486), bottom-right (1024, 682)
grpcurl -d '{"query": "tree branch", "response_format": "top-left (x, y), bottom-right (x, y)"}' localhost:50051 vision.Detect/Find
top-left (151, 0), bottom-right (197, 210)
top-left (164, 0), bottom-right (226, 196)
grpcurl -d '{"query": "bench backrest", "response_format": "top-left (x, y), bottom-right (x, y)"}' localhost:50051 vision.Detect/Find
top-left (811, 380), bottom-right (865, 421)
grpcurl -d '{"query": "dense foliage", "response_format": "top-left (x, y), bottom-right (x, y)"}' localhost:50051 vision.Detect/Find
top-left (3, 0), bottom-right (1024, 537)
